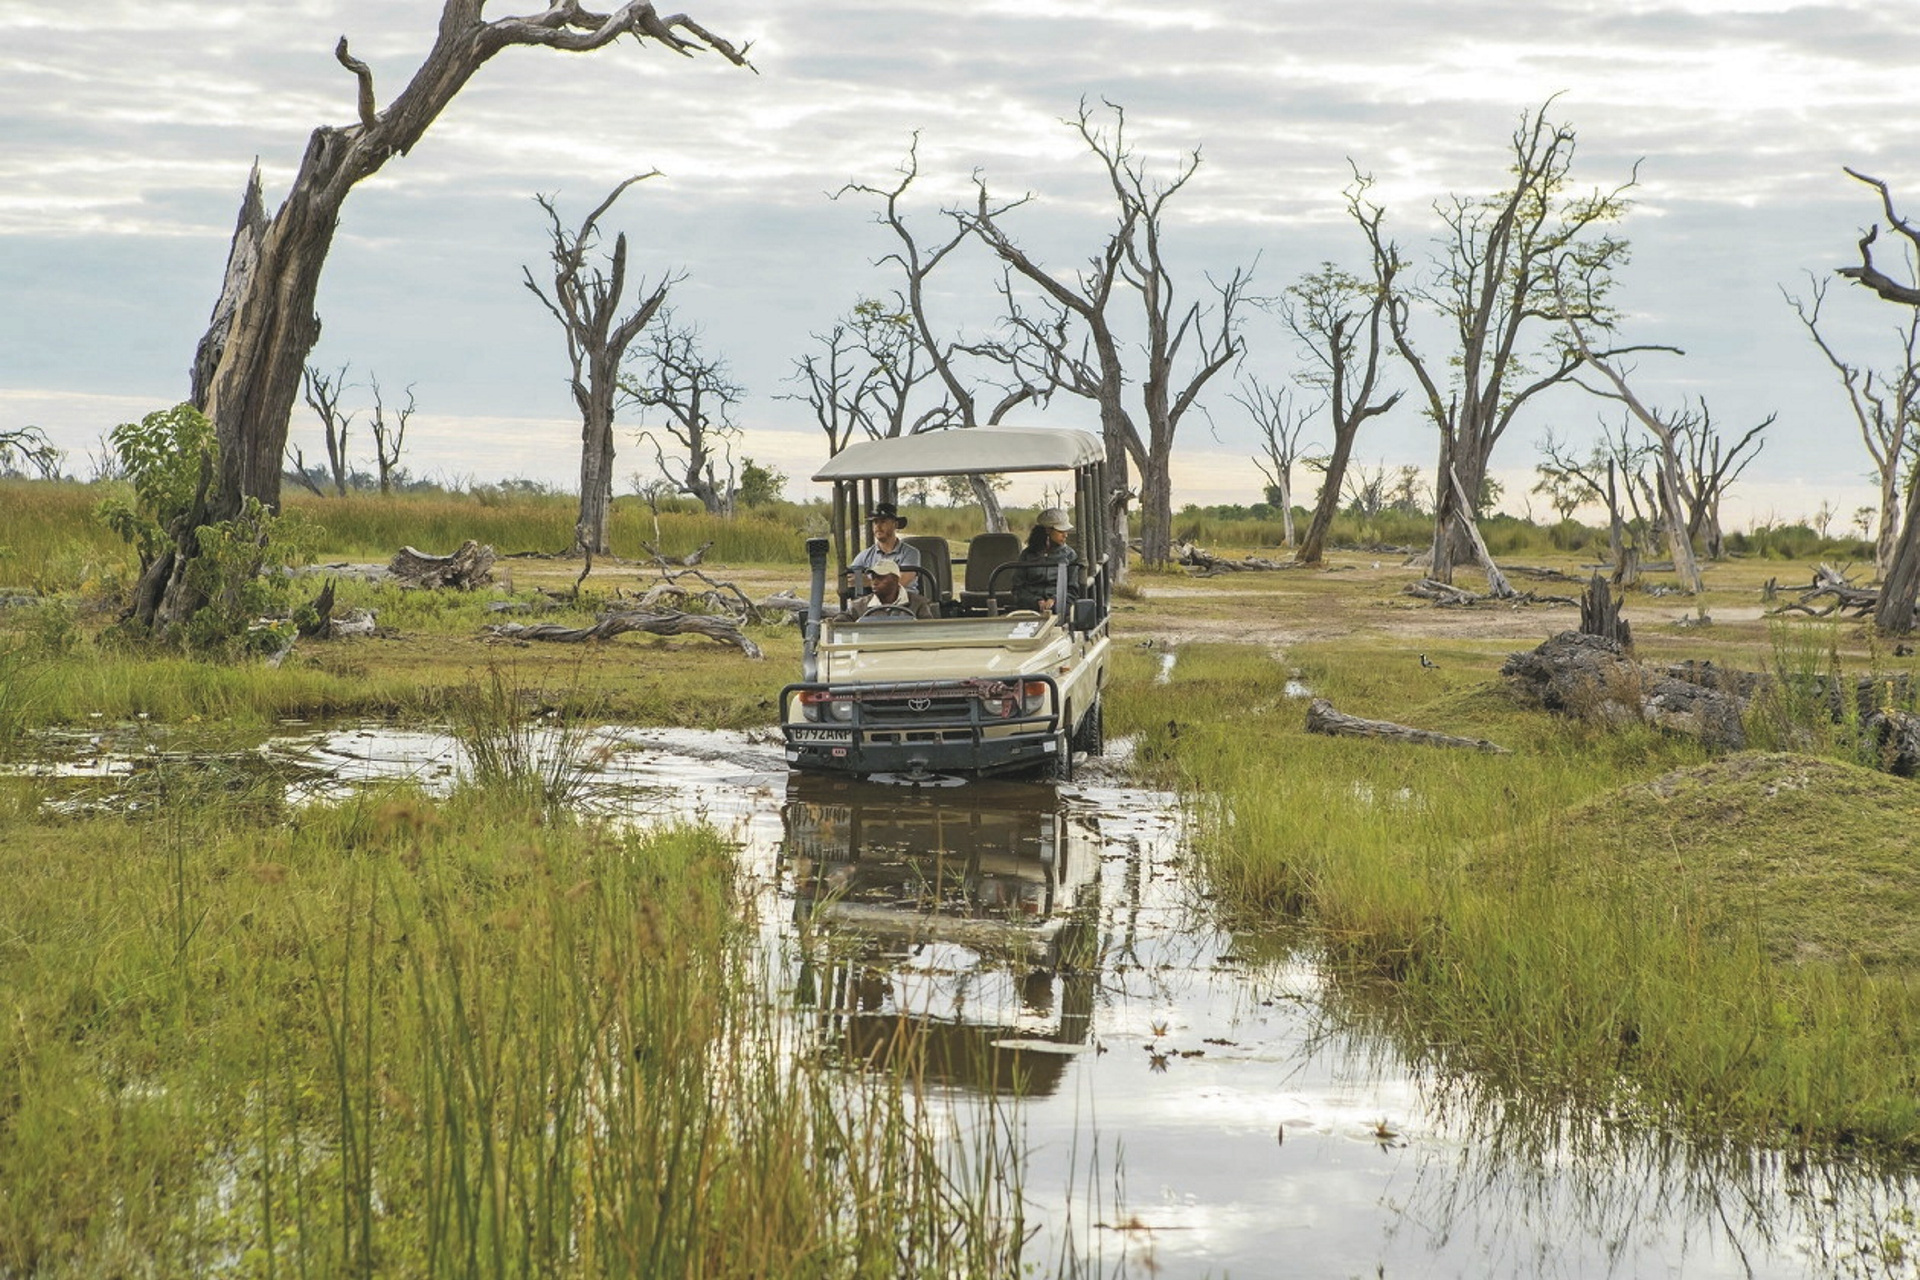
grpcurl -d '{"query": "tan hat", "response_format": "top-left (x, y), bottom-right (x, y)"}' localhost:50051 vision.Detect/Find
top-left (868, 557), bottom-right (903, 577)
top-left (1036, 506), bottom-right (1074, 532)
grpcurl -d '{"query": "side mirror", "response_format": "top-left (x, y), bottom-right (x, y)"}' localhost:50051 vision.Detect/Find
top-left (1070, 597), bottom-right (1099, 632)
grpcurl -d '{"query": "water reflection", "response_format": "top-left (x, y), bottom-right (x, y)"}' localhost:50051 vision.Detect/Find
top-left (780, 775), bottom-right (1100, 1096)
top-left (13, 720), bottom-right (1920, 1277)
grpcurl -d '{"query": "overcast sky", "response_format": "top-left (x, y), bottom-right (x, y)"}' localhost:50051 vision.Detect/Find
top-left (5, 0), bottom-right (1918, 525)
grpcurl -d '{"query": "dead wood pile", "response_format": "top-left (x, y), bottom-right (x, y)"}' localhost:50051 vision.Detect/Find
top-left (1767, 563), bottom-right (1879, 619)
top-left (391, 540), bottom-right (495, 589)
top-left (486, 609), bottom-right (762, 659)
top-left (1176, 542), bottom-right (1302, 573)
top-left (1403, 579), bottom-right (1579, 608)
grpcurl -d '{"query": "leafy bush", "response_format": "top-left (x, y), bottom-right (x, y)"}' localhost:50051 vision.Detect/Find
top-left (97, 404), bottom-right (320, 655)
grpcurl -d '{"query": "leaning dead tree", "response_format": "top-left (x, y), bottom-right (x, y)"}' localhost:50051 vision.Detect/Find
top-left (1836, 169), bottom-right (1920, 633)
top-left (525, 175), bottom-right (673, 554)
top-left (1786, 274), bottom-right (1919, 579)
top-left (143, 2), bottom-right (749, 638)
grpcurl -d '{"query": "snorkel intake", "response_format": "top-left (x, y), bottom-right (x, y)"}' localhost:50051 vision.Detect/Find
top-left (803, 536), bottom-right (828, 682)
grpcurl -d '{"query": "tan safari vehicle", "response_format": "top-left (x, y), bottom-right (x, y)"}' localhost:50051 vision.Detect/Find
top-left (781, 427), bottom-right (1113, 781)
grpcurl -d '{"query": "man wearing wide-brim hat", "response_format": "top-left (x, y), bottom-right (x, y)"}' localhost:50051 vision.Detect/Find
top-left (832, 556), bottom-right (934, 621)
top-left (849, 501), bottom-right (921, 590)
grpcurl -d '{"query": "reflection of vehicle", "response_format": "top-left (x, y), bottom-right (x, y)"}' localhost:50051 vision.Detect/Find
top-left (781, 428), bottom-right (1113, 780)
top-left (781, 775), bottom-right (1100, 1096)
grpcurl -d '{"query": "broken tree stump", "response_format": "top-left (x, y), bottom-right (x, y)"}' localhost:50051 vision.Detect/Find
top-left (1305, 698), bottom-right (1511, 754)
top-left (486, 609), bottom-right (762, 659)
top-left (391, 540), bottom-right (496, 589)
top-left (1578, 574), bottom-right (1632, 648)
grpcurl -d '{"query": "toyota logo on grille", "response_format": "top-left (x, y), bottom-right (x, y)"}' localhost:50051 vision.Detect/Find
top-left (907, 696), bottom-right (932, 712)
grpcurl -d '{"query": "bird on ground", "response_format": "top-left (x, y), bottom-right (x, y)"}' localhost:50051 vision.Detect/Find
top-left (1419, 653), bottom-right (1438, 669)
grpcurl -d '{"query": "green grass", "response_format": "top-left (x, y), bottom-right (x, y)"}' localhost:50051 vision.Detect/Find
top-left (0, 756), bottom-right (1027, 1275)
top-left (1113, 638), bottom-right (1920, 1154)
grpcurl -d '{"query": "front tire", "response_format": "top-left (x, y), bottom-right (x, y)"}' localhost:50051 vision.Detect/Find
top-left (1071, 695), bottom-right (1105, 757)
top-left (1044, 728), bottom-right (1075, 782)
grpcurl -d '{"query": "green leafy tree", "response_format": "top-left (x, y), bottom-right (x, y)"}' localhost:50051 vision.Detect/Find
top-left (733, 456), bottom-right (787, 508)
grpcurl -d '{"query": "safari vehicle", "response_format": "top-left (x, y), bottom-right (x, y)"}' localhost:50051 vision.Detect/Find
top-left (781, 427), bottom-right (1113, 780)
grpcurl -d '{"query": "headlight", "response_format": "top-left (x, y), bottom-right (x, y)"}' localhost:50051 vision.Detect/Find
top-left (797, 690), bottom-right (854, 723)
top-left (1019, 680), bottom-right (1051, 716)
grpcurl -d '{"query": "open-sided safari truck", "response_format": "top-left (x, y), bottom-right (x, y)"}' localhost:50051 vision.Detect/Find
top-left (781, 427), bottom-right (1113, 780)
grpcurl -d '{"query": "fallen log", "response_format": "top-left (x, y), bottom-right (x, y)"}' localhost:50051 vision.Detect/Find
top-left (1305, 698), bottom-right (1510, 754)
top-left (1176, 542), bottom-right (1301, 573)
top-left (391, 540), bottom-right (495, 589)
top-left (486, 609), bottom-right (762, 659)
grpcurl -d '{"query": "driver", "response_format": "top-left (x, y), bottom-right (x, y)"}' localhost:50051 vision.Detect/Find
top-left (849, 502), bottom-right (922, 591)
top-left (832, 558), bottom-right (934, 621)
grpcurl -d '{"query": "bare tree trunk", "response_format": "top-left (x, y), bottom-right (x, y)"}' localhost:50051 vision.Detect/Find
top-left (1876, 477), bottom-right (1920, 635)
top-left (967, 474), bottom-right (1008, 533)
top-left (1138, 442), bottom-right (1176, 567)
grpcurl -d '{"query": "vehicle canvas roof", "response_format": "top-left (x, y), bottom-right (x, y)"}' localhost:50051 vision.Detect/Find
top-left (812, 427), bottom-right (1104, 482)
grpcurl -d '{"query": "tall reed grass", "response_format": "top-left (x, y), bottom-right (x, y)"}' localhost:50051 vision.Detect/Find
top-left (0, 764), bottom-right (1030, 1276)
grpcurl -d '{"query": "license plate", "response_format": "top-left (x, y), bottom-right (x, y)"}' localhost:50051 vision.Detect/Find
top-left (790, 728), bottom-right (852, 744)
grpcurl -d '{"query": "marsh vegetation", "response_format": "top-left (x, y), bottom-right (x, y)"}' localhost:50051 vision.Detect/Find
top-left (5, 479), bottom-right (1920, 1275)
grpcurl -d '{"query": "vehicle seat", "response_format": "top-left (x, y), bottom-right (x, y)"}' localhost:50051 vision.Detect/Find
top-left (903, 535), bottom-right (954, 611)
top-left (958, 532), bottom-right (1022, 614)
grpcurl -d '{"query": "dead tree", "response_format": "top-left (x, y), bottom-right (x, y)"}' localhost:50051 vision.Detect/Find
top-left (1236, 378), bottom-right (1316, 547)
top-left (959, 99), bottom-right (1250, 569)
top-left (1352, 103), bottom-right (1647, 584)
top-left (143, 2), bottom-right (748, 638)
top-left (1279, 260), bottom-right (1402, 565)
top-left (785, 296), bottom-right (943, 459)
top-left (838, 139), bottom-right (1049, 535)
top-left (367, 375), bottom-right (416, 496)
top-left (1672, 400), bottom-right (1769, 560)
top-left (622, 309), bottom-right (741, 514)
top-left (1839, 168), bottom-right (1920, 307)
top-left (525, 175), bottom-right (674, 554)
top-left (1785, 274), bottom-right (1919, 579)
top-left (1557, 277), bottom-right (1703, 594)
top-left (0, 427), bottom-right (61, 480)
top-left (296, 362), bottom-right (355, 496)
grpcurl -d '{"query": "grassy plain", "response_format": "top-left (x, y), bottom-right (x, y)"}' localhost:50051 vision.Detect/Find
top-left (5, 476), bottom-right (1920, 1275)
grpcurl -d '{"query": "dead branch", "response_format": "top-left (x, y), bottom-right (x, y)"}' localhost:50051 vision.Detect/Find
top-left (1306, 698), bottom-right (1510, 753)
top-left (487, 609), bottom-right (762, 658)
top-left (1766, 562), bottom-right (1879, 618)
